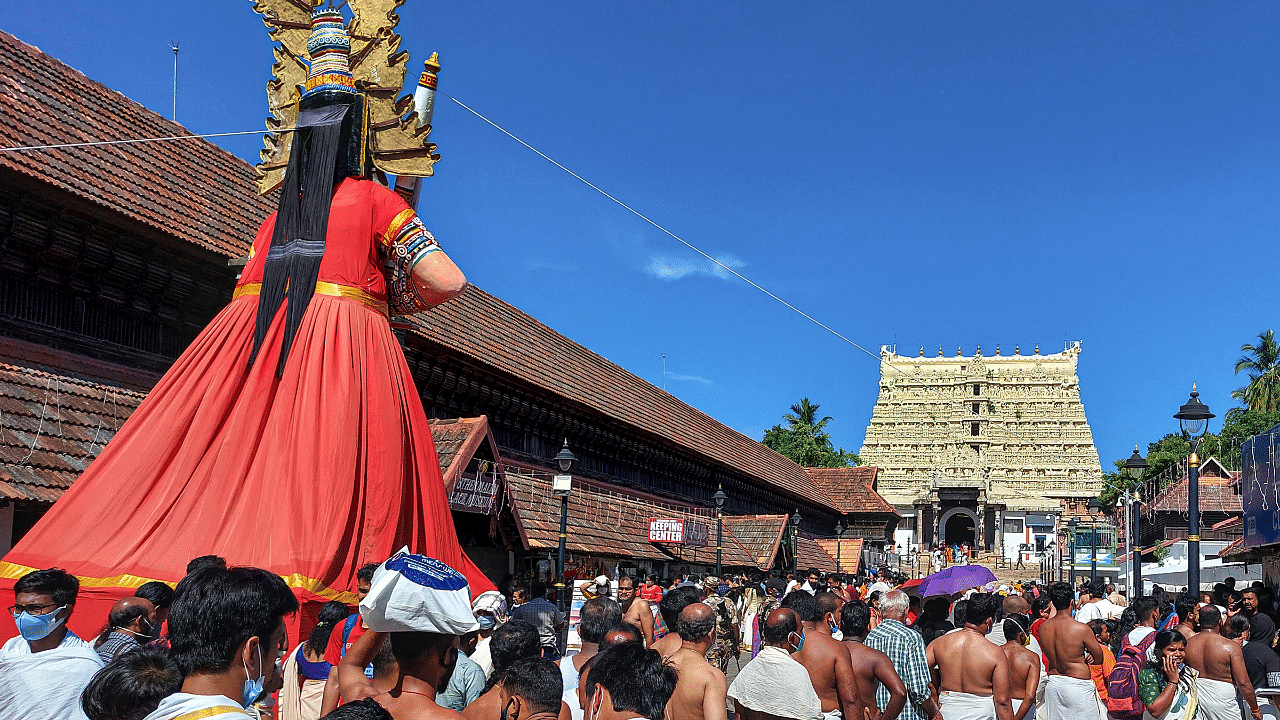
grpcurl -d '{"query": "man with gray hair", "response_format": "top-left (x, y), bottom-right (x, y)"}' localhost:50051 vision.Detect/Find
top-left (864, 591), bottom-right (940, 720)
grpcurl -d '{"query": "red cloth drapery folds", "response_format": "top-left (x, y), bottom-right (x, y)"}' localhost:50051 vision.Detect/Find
top-left (0, 179), bottom-right (494, 641)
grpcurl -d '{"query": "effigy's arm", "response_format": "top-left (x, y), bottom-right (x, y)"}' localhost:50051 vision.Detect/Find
top-left (382, 207), bottom-right (467, 314)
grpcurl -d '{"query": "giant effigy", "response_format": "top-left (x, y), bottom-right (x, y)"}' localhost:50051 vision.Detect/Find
top-left (0, 0), bottom-right (494, 637)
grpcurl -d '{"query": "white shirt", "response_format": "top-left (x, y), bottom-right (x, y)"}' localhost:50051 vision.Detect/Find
top-left (728, 645), bottom-right (824, 720)
top-left (0, 630), bottom-right (103, 720)
top-left (143, 693), bottom-right (250, 720)
top-left (1076, 598), bottom-right (1124, 622)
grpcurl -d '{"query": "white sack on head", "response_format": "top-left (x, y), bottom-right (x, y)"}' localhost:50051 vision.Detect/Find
top-left (360, 547), bottom-right (481, 634)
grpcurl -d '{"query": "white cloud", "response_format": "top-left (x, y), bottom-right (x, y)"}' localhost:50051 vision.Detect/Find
top-left (644, 253), bottom-right (745, 282)
top-left (665, 373), bottom-right (712, 386)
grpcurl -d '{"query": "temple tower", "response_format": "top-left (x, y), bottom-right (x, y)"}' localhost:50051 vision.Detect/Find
top-left (860, 342), bottom-right (1103, 559)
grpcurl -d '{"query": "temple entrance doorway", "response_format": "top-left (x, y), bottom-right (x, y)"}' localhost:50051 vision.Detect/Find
top-left (943, 511), bottom-right (976, 547)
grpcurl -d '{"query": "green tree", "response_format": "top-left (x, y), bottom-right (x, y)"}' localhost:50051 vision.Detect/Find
top-left (762, 398), bottom-right (861, 468)
top-left (1232, 330), bottom-right (1280, 413)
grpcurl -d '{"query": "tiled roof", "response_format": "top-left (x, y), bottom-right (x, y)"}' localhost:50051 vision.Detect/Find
top-left (429, 416), bottom-right (499, 491)
top-left (0, 31), bottom-right (273, 258)
top-left (408, 287), bottom-right (829, 507)
top-left (805, 467), bottom-right (900, 516)
top-left (722, 515), bottom-right (788, 569)
top-left (796, 535), bottom-right (839, 573)
top-left (1145, 475), bottom-right (1242, 515)
top-left (814, 538), bottom-right (864, 574)
top-left (1219, 536), bottom-right (1245, 558)
top-left (506, 469), bottom-right (740, 563)
top-left (0, 357), bottom-right (146, 502)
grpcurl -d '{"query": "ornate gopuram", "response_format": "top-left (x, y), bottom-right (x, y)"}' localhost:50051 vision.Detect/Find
top-left (859, 342), bottom-right (1103, 560)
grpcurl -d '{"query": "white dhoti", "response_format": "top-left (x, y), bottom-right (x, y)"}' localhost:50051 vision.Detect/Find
top-left (1014, 697), bottom-right (1036, 720)
top-left (1042, 675), bottom-right (1105, 720)
top-left (940, 691), bottom-right (996, 720)
top-left (1196, 678), bottom-right (1243, 720)
top-left (823, 710), bottom-right (843, 720)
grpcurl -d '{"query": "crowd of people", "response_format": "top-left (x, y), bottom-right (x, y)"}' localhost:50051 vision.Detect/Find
top-left (6, 556), bottom-right (1280, 720)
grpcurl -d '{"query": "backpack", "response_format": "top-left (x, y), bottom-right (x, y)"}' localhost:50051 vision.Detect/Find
top-left (1105, 631), bottom-right (1158, 720)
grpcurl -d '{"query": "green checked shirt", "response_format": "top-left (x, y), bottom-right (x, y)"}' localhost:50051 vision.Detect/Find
top-left (864, 618), bottom-right (932, 720)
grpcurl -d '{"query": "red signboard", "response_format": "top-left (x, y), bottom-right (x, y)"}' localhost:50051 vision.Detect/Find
top-left (648, 517), bottom-right (709, 546)
top-left (649, 518), bottom-right (685, 543)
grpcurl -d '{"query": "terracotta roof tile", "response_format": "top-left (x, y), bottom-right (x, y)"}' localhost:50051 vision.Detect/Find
top-left (411, 287), bottom-right (829, 506)
top-left (505, 469), bottom-right (753, 564)
top-left (0, 31), bottom-right (273, 258)
top-left (796, 536), bottom-right (839, 573)
top-left (0, 358), bottom-right (146, 502)
top-left (805, 467), bottom-right (899, 516)
top-left (814, 538), bottom-right (864, 574)
top-left (1145, 476), bottom-right (1241, 515)
top-left (722, 515), bottom-right (787, 569)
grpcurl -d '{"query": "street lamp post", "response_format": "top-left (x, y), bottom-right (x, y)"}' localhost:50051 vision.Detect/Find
top-left (552, 440), bottom-right (576, 614)
top-left (835, 520), bottom-right (845, 574)
top-left (1068, 518), bottom-right (1078, 586)
top-left (1087, 497), bottom-right (1102, 583)
top-left (791, 511), bottom-right (802, 575)
top-left (1125, 446), bottom-right (1148, 596)
top-left (1174, 385), bottom-right (1214, 594)
top-left (713, 485), bottom-right (727, 576)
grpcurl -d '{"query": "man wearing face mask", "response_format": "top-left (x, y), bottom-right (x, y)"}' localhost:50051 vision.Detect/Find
top-left (0, 567), bottom-right (103, 720)
top-left (94, 596), bottom-right (158, 663)
top-left (780, 590), bottom-right (861, 720)
top-left (141, 565), bottom-right (299, 720)
top-left (728, 608), bottom-right (824, 720)
top-left (471, 590), bottom-right (510, 679)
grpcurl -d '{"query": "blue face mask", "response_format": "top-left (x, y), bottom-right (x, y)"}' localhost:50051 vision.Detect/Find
top-left (242, 646), bottom-right (265, 708)
top-left (15, 606), bottom-right (66, 642)
top-left (477, 615), bottom-right (496, 631)
top-left (790, 631), bottom-right (806, 653)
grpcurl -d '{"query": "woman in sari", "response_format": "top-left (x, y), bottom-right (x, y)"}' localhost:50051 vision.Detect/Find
top-left (282, 601), bottom-right (349, 720)
top-left (1138, 630), bottom-right (1199, 720)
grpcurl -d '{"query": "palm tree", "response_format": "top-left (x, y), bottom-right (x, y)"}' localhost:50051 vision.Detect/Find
top-left (784, 398), bottom-right (831, 432)
top-left (1232, 330), bottom-right (1280, 412)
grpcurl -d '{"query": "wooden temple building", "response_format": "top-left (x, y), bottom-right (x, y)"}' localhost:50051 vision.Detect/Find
top-left (0, 31), bottom-right (898, 585)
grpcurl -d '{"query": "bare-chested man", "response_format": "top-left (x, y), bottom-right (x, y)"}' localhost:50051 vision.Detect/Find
top-left (340, 627), bottom-right (465, 720)
top-left (653, 586), bottom-right (703, 657)
top-left (1038, 582), bottom-right (1104, 720)
top-left (1184, 604), bottom-right (1262, 720)
top-left (664, 603), bottom-right (729, 720)
top-left (839, 599), bottom-right (907, 720)
top-left (998, 616), bottom-right (1040, 720)
top-left (616, 575), bottom-right (655, 646)
top-left (780, 588), bottom-right (862, 720)
top-left (925, 593), bottom-right (1012, 720)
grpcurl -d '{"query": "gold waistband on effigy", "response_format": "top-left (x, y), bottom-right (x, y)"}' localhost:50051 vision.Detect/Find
top-left (233, 281), bottom-right (389, 317)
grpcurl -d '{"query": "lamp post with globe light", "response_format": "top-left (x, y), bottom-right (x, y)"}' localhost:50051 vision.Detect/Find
top-left (1174, 385), bottom-right (1214, 594)
top-left (552, 440), bottom-right (575, 612)
top-left (1125, 446), bottom-right (1148, 595)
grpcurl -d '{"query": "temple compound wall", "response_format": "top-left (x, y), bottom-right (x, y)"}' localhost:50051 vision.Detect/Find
top-left (859, 342), bottom-right (1103, 561)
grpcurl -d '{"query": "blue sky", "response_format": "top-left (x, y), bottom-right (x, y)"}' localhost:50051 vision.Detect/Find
top-left (6, 2), bottom-right (1279, 468)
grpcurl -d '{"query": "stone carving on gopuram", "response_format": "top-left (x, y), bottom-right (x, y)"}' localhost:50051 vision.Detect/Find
top-left (859, 342), bottom-right (1103, 553)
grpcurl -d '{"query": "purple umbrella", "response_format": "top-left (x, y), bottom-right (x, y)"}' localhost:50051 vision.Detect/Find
top-left (916, 565), bottom-right (997, 598)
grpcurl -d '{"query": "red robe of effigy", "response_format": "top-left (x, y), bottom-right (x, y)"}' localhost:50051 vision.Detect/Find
top-left (0, 177), bottom-right (494, 639)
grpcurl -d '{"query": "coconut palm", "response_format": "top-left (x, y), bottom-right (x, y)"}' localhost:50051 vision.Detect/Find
top-left (1232, 330), bottom-right (1280, 412)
